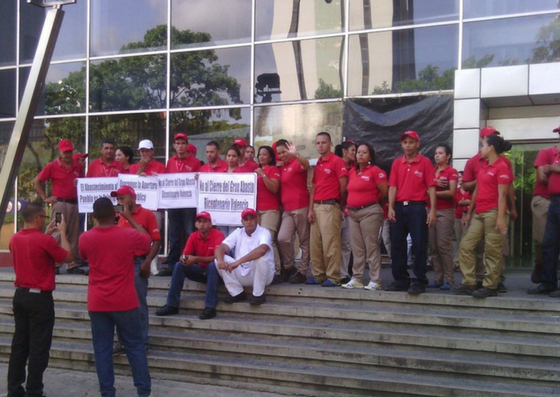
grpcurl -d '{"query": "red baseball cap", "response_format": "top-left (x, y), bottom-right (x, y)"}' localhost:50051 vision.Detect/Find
top-left (73, 153), bottom-right (88, 161)
top-left (400, 130), bottom-right (420, 143)
top-left (241, 208), bottom-right (257, 219)
top-left (234, 138), bottom-right (247, 147)
top-left (58, 139), bottom-right (74, 152)
top-left (110, 185), bottom-right (136, 197)
top-left (187, 144), bottom-right (197, 154)
top-left (480, 126), bottom-right (499, 137)
top-left (174, 132), bottom-right (188, 141)
top-left (553, 125), bottom-right (560, 133)
top-left (195, 211), bottom-right (212, 222)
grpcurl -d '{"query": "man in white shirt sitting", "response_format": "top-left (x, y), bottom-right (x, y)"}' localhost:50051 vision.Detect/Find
top-left (215, 208), bottom-right (275, 305)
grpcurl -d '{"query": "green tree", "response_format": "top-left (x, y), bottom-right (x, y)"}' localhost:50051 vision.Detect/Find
top-left (314, 78), bottom-right (342, 99)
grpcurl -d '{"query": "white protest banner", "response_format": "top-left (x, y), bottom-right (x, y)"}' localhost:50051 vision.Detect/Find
top-left (77, 177), bottom-right (119, 213)
top-left (117, 174), bottom-right (159, 210)
top-left (157, 172), bottom-right (197, 209)
top-left (197, 173), bottom-right (257, 226)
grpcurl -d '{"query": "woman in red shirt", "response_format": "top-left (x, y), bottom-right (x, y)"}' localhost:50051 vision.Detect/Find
top-left (225, 146), bottom-right (254, 173)
top-left (255, 146), bottom-right (282, 282)
top-left (342, 143), bottom-right (388, 290)
top-left (427, 144), bottom-right (458, 290)
top-left (115, 146), bottom-right (134, 174)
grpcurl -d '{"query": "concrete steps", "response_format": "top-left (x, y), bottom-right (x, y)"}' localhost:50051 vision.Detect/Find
top-left (0, 272), bottom-right (559, 396)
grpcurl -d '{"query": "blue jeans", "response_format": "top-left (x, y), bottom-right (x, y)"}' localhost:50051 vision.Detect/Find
top-left (119, 257), bottom-right (149, 347)
top-left (166, 261), bottom-right (220, 309)
top-left (390, 203), bottom-right (429, 287)
top-left (541, 195), bottom-right (560, 289)
top-left (167, 208), bottom-right (196, 265)
top-left (89, 309), bottom-right (151, 397)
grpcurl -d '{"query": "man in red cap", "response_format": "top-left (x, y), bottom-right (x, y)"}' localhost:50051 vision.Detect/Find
top-left (159, 133), bottom-right (202, 276)
top-left (86, 139), bottom-right (123, 177)
top-left (215, 208), bottom-right (275, 305)
top-left (110, 185), bottom-right (161, 354)
top-left (155, 211), bottom-right (225, 320)
top-left (34, 139), bottom-right (85, 274)
top-left (73, 153), bottom-right (88, 167)
top-left (386, 131), bottom-right (436, 295)
top-left (200, 141), bottom-right (228, 172)
top-left (233, 137), bottom-right (259, 171)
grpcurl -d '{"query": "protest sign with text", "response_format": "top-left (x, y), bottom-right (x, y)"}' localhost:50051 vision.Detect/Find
top-left (157, 172), bottom-right (197, 209)
top-left (77, 177), bottom-right (119, 213)
top-left (116, 174), bottom-right (159, 210)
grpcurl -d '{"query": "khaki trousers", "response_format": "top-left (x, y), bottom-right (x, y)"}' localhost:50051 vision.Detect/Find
top-left (51, 201), bottom-right (80, 267)
top-left (310, 204), bottom-right (342, 283)
top-left (348, 204), bottom-right (384, 284)
top-left (278, 207), bottom-right (310, 276)
top-left (340, 214), bottom-right (352, 278)
top-left (453, 217), bottom-right (463, 267)
top-left (428, 208), bottom-right (455, 285)
top-left (531, 195), bottom-right (550, 267)
top-left (258, 209), bottom-right (282, 275)
top-left (459, 209), bottom-right (505, 289)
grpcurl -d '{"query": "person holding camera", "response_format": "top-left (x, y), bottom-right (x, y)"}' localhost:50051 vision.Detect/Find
top-left (156, 211), bottom-right (224, 320)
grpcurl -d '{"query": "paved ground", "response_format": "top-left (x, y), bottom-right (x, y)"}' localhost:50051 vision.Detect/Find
top-left (0, 364), bottom-right (288, 397)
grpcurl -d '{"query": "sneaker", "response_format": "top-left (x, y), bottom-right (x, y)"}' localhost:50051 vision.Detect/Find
top-left (341, 278), bottom-right (364, 289)
top-left (439, 283), bottom-right (452, 291)
top-left (363, 281), bottom-right (382, 291)
top-left (527, 284), bottom-right (556, 295)
top-left (289, 272), bottom-right (307, 284)
top-left (472, 287), bottom-right (498, 299)
top-left (223, 291), bottom-right (247, 303)
top-left (249, 293), bottom-right (266, 305)
top-left (112, 343), bottom-right (125, 356)
top-left (452, 284), bottom-right (476, 295)
top-left (340, 276), bottom-right (351, 285)
top-left (282, 267), bottom-right (298, 283)
top-left (305, 277), bottom-right (322, 285)
top-left (407, 284), bottom-right (425, 295)
top-left (198, 307), bottom-right (216, 320)
top-left (497, 282), bottom-right (507, 293)
top-left (321, 279), bottom-right (340, 287)
top-left (384, 282), bottom-right (409, 292)
top-left (426, 281), bottom-right (443, 288)
top-left (155, 305), bottom-right (178, 316)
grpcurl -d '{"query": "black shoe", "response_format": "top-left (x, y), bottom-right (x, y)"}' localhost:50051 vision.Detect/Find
top-left (270, 274), bottom-right (283, 285)
top-left (497, 282), bottom-right (507, 293)
top-left (472, 287), bottom-right (498, 299)
top-left (527, 284), bottom-right (556, 295)
top-left (250, 293), bottom-right (266, 306)
top-left (66, 267), bottom-right (85, 274)
top-left (407, 284), bottom-right (425, 295)
top-left (476, 280), bottom-right (483, 289)
top-left (155, 305), bottom-right (178, 316)
top-left (531, 264), bottom-right (542, 284)
top-left (289, 272), bottom-right (307, 284)
top-left (452, 284), bottom-right (476, 295)
top-left (282, 267), bottom-right (298, 283)
top-left (156, 268), bottom-right (173, 277)
top-left (223, 291), bottom-right (247, 304)
top-left (548, 290), bottom-right (560, 298)
top-left (199, 307), bottom-right (216, 320)
top-left (112, 343), bottom-right (125, 356)
top-left (384, 282), bottom-right (409, 292)
top-left (340, 277), bottom-right (351, 285)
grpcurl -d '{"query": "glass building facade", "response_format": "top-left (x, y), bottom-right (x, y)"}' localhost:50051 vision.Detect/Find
top-left (1, 0), bottom-right (560, 257)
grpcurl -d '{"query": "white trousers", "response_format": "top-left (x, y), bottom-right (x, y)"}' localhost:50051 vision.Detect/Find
top-left (217, 255), bottom-right (274, 297)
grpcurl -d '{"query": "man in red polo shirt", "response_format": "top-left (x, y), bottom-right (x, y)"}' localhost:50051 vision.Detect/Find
top-left (110, 186), bottom-right (161, 355)
top-left (233, 137), bottom-right (259, 171)
top-left (306, 132), bottom-right (348, 287)
top-left (86, 139), bottom-right (123, 177)
top-left (200, 140), bottom-right (228, 172)
top-left (34, 139), bottom-right (85, 274)
top-left (129, 139), bottom-right (166, 176)
top-left (8, 204), bottom-right (72, 397)
top-left (158, 133), bottom-right (202, 276)
top-left (386, 131), bottom-right (437, 295)
top-left (156, 211), bottom-right (225, 320)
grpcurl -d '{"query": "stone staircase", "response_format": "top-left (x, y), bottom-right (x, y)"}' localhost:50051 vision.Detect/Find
top-left (0, 271), bottom-right (558, 396)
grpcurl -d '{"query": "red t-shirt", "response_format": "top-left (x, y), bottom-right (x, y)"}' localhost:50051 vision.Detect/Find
top-left (117, 205), bottom-right (161, 257)
top-left (239, 159), bottom-right (259, 171)
top-left (165, 154), bottom-right (201, 173)
top-left (475, 157), bottom-right (513, 214)
top-left (312, 153), bottom-right (348, 201)
top-left (463, 152), bottom-right (513, 183)
top-left (280, 157), bottom-right (309, 211)
top-left (79, 226), bottom-right (151, 312)
top-left (86, 157), bottom-right (124, 178)
top-left (37, 159), bottom-right (84, 200)
top-left (129, 158), bottom-right (166, 175)
top-left (10, 229), bottom-right (68, 291)
top-left (548, 151), bottom-right (560, 196)
top-left (347, 164), bottom-right (387, 207)
top-left (231, 164), bottom-right (256, 173)
top-left (256, 166), bottom-right (281, 211)
top-left (534, 146), bottom-right (558, 199)
top-left (454, 189), bottom-right (471, 219)
top-left (429, 166), bottom-right (459, 210)
top-left (388, 153), bottom-right (436, 202)
top-left (182, 228), bottom-right (225, 268)
top-left (200, 159), bottom-right (228, 173)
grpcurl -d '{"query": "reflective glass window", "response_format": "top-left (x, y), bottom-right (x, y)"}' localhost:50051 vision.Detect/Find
top-left (349, 0), bottom-right (459, 31)
top-left (0, 1), bottom-right (16, 66)
top-left (170, 47), bottom-right (251, 108)
top-left (347, 25), bottom-right (458, 96)
top-left (0, 121), bottom-right (15, 249)
top-left (253, 102), bottom-right (343, 161)
top-left (89, 55), bottom-right (166, 112)
top-left (90, 0), bottom-right (167, 57)
top-left (0, 69), bottom-right (16, 119)
top-left (463, 15), bottom-right (560, 68)
top-left (43, 62), bottom-right (86, 116)
top-left (256, 0), bottom-right (344, 41)
top-left (52, 0), bottom-right (87, 61)
top-left (170, 108), bottom-right (251, 161)
top-left (171, 0), bottom-right (252, 49)
top-left (255, 37), bottom-right (344, 103)
top-left (19, 0), bottom-right (43, 64)
top-left (464, 0), bottom-right (560, 19)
